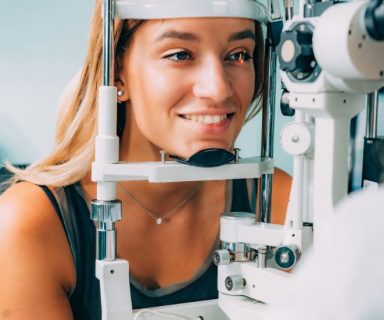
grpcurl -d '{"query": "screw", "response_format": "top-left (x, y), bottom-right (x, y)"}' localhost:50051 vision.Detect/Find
top-left (233, 148), bottom-right (241, 162)
top-left (291, 135), bottom-right (300, 143)
top-left (160, 150), bottom-right (166, 164)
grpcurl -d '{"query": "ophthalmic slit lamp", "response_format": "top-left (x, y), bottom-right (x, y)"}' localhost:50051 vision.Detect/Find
top-left (90, 1), bottom-right (384, 319)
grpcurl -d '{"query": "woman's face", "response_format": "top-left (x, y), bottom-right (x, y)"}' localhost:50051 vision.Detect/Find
top-left (119, 18), bottom-right (256, 159)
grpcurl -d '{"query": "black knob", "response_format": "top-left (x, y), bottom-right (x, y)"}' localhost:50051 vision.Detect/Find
top-left (277, 23), bottom-right (316, 80)
top-left (274, 245), bottom-right (301, 271)
top-left (280, 89), bottom-right (295, 117)
top-left (365, 0), bottom-right (384, 41)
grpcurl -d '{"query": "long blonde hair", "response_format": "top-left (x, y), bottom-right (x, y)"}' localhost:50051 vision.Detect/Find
top-left (6, 1), bottom-right (266, 187)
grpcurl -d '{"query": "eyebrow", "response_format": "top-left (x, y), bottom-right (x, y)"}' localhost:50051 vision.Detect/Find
top-left (155, 31), bottom-right (198, 42)
top-left (228, 29), bottom-right (256, 42)
top-left (155, 29), bottom-right (256, 43)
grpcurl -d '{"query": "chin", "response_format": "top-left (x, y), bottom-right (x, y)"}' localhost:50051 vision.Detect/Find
top-left (184, 141), bottom-right (234, 157)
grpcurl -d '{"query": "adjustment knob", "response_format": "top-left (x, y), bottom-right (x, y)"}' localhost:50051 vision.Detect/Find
top-left (274, 245), bottom-right (301, 271)
top-left (280, 122), bottom-right (314, 156)
top-left (225, 275), bottom-right (246, 291)
top-left (213, 250), bottom-right (233, 266)
top-left (277, 23), bottom-right (316, 80)
top-left (91, 199), bottom-right (122, 223)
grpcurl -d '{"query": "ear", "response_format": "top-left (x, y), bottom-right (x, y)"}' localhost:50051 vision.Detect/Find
top-left (115, 79), bottom-right (129, 102)
top-left (114, 56), bottom-right (129, 102)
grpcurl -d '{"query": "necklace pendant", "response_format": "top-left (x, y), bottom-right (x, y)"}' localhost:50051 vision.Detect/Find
top-left (156, 218), bottom-right (163, 225)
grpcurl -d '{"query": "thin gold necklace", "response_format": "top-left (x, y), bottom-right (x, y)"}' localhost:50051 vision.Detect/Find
top-left (118, 182), bottom-right (203, 225)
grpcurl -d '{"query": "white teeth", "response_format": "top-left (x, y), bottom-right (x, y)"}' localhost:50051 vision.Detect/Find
top-left (183, 114), bottom-right (228, 124)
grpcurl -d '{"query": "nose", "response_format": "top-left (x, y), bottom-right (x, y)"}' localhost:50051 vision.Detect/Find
top-left (192, 58), bottom-right (233, 103)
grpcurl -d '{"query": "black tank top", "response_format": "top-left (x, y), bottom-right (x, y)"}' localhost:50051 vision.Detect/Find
top-left (40, 179), bottom-right (255, 320)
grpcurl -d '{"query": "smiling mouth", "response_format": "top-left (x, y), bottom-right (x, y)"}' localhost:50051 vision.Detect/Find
top-left (179, 113), bottom-right (235, 125)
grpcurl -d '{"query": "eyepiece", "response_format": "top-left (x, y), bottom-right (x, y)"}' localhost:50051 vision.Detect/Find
top-left (365, 0), bottom-right (384, 41)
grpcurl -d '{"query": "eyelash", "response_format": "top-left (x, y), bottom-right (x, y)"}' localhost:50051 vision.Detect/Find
top-left (163, 50), bottom-right (253, 64)
top-left (226, 51), bottom-right (253, 63)
top-left (163, 51), bottom-right (193, 62)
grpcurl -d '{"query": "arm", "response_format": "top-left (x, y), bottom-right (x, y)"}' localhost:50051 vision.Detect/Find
top-left (0, 182), bottom-right (75, 320)
top-left (271, 168), bottom-right (292, 225)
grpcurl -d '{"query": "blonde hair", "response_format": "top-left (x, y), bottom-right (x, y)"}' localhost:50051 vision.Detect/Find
top-left (6, 2), bottom-right (265, 187)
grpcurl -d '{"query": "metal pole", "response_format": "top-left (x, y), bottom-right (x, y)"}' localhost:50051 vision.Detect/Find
top-left (284, 0), bottom-right (294, 20)
top-left (258, 26), bottom-right (278, 223)
top-left (92, 0), bottom-right (120, 262)
top-left (103, 0), bottom-right (114, 86)
top-left (366, 91), bottom-right (379, 140)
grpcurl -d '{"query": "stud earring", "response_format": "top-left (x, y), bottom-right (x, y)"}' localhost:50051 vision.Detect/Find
top-left (117, 89), bottom-right (124, 97)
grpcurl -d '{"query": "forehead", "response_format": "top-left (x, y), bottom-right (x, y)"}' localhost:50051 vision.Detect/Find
top-left (132, 17), bottom-right (256, 44)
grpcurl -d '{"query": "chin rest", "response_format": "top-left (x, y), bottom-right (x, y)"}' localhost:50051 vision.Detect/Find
top-left (170, 148), bottom-right (235, 167)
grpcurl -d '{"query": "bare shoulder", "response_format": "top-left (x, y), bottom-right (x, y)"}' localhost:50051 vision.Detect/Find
top-left (271, 167), bottom-right (292, 225)
top-left (0, 182), bottom-right (66, 241)
top-left (1, 181), bottom-right (55, 221)
top-left (274, 167), bottom-right (292, 188)
top-left (0, 182), bottom-right (75, 319)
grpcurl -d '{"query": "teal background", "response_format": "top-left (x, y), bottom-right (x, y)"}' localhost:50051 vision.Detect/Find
top-left (0, 0), bottom-right (294, 173)
top-left (0, 0), bottom-right (94, 164)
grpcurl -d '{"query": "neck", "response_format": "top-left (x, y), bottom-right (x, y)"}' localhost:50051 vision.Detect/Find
top-left (119, 180), bottom-right (203, 204)
top-left (119, 180), bottom-right (203, 224)
top-left (80, 177), bottom-right (205, 208)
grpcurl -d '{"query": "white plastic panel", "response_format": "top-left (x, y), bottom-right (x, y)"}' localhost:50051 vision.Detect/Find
top-left (92, 156), bottom-right (274, 183)
top-left (217, 266), bottom-right (291, 319)
top-left (134, 299), bottom-right (229, 319)
top-left (115, 0), bottom-right (268, 22)
top-left (240, 223), bottom-right (285, 247)
top-left (96, 259), bottom-right (133, 320)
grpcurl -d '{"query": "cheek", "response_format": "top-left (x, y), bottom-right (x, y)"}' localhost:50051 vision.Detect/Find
top-left (245, 83), bottom-right (256, 107)
top-left (234, 70), bottom-right (255, 113)
top-left (247, 69), bottom-right (256, 102)
top-left (131, 64), bottom-right (187, 115)
top-left (128, 69), bottom-right (184, 142)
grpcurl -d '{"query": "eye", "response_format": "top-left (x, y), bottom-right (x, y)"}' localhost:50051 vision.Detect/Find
top-left (163, 50), bottom-right (193, 62)
top-left (226, 51), bottom-right (253, 64)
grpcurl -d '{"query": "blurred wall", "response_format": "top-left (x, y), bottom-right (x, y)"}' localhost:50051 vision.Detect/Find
top-left (0, 0), bottom-right (94, 164)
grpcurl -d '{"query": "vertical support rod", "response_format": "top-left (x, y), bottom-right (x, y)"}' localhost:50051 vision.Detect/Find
top-left (284, 0), bottom-right (294, 20)
top-left (103, 0), bottom-right (114, 86)
top-left (298, 0), bottom-right (308, 17)
top-left (284, 111), bottom-right (305, 230)
top-left (303, 114), bottom-right (314, 223)
top-left (258, 26), bottom-right (277, 224)
top-left (366, 91), bottom-right (379, 140)
top-left (93, 0), bottom-right (120, 263)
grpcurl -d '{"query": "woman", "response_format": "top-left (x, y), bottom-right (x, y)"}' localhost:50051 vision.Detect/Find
top-left (0, 1), bottom-right (291, 319)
